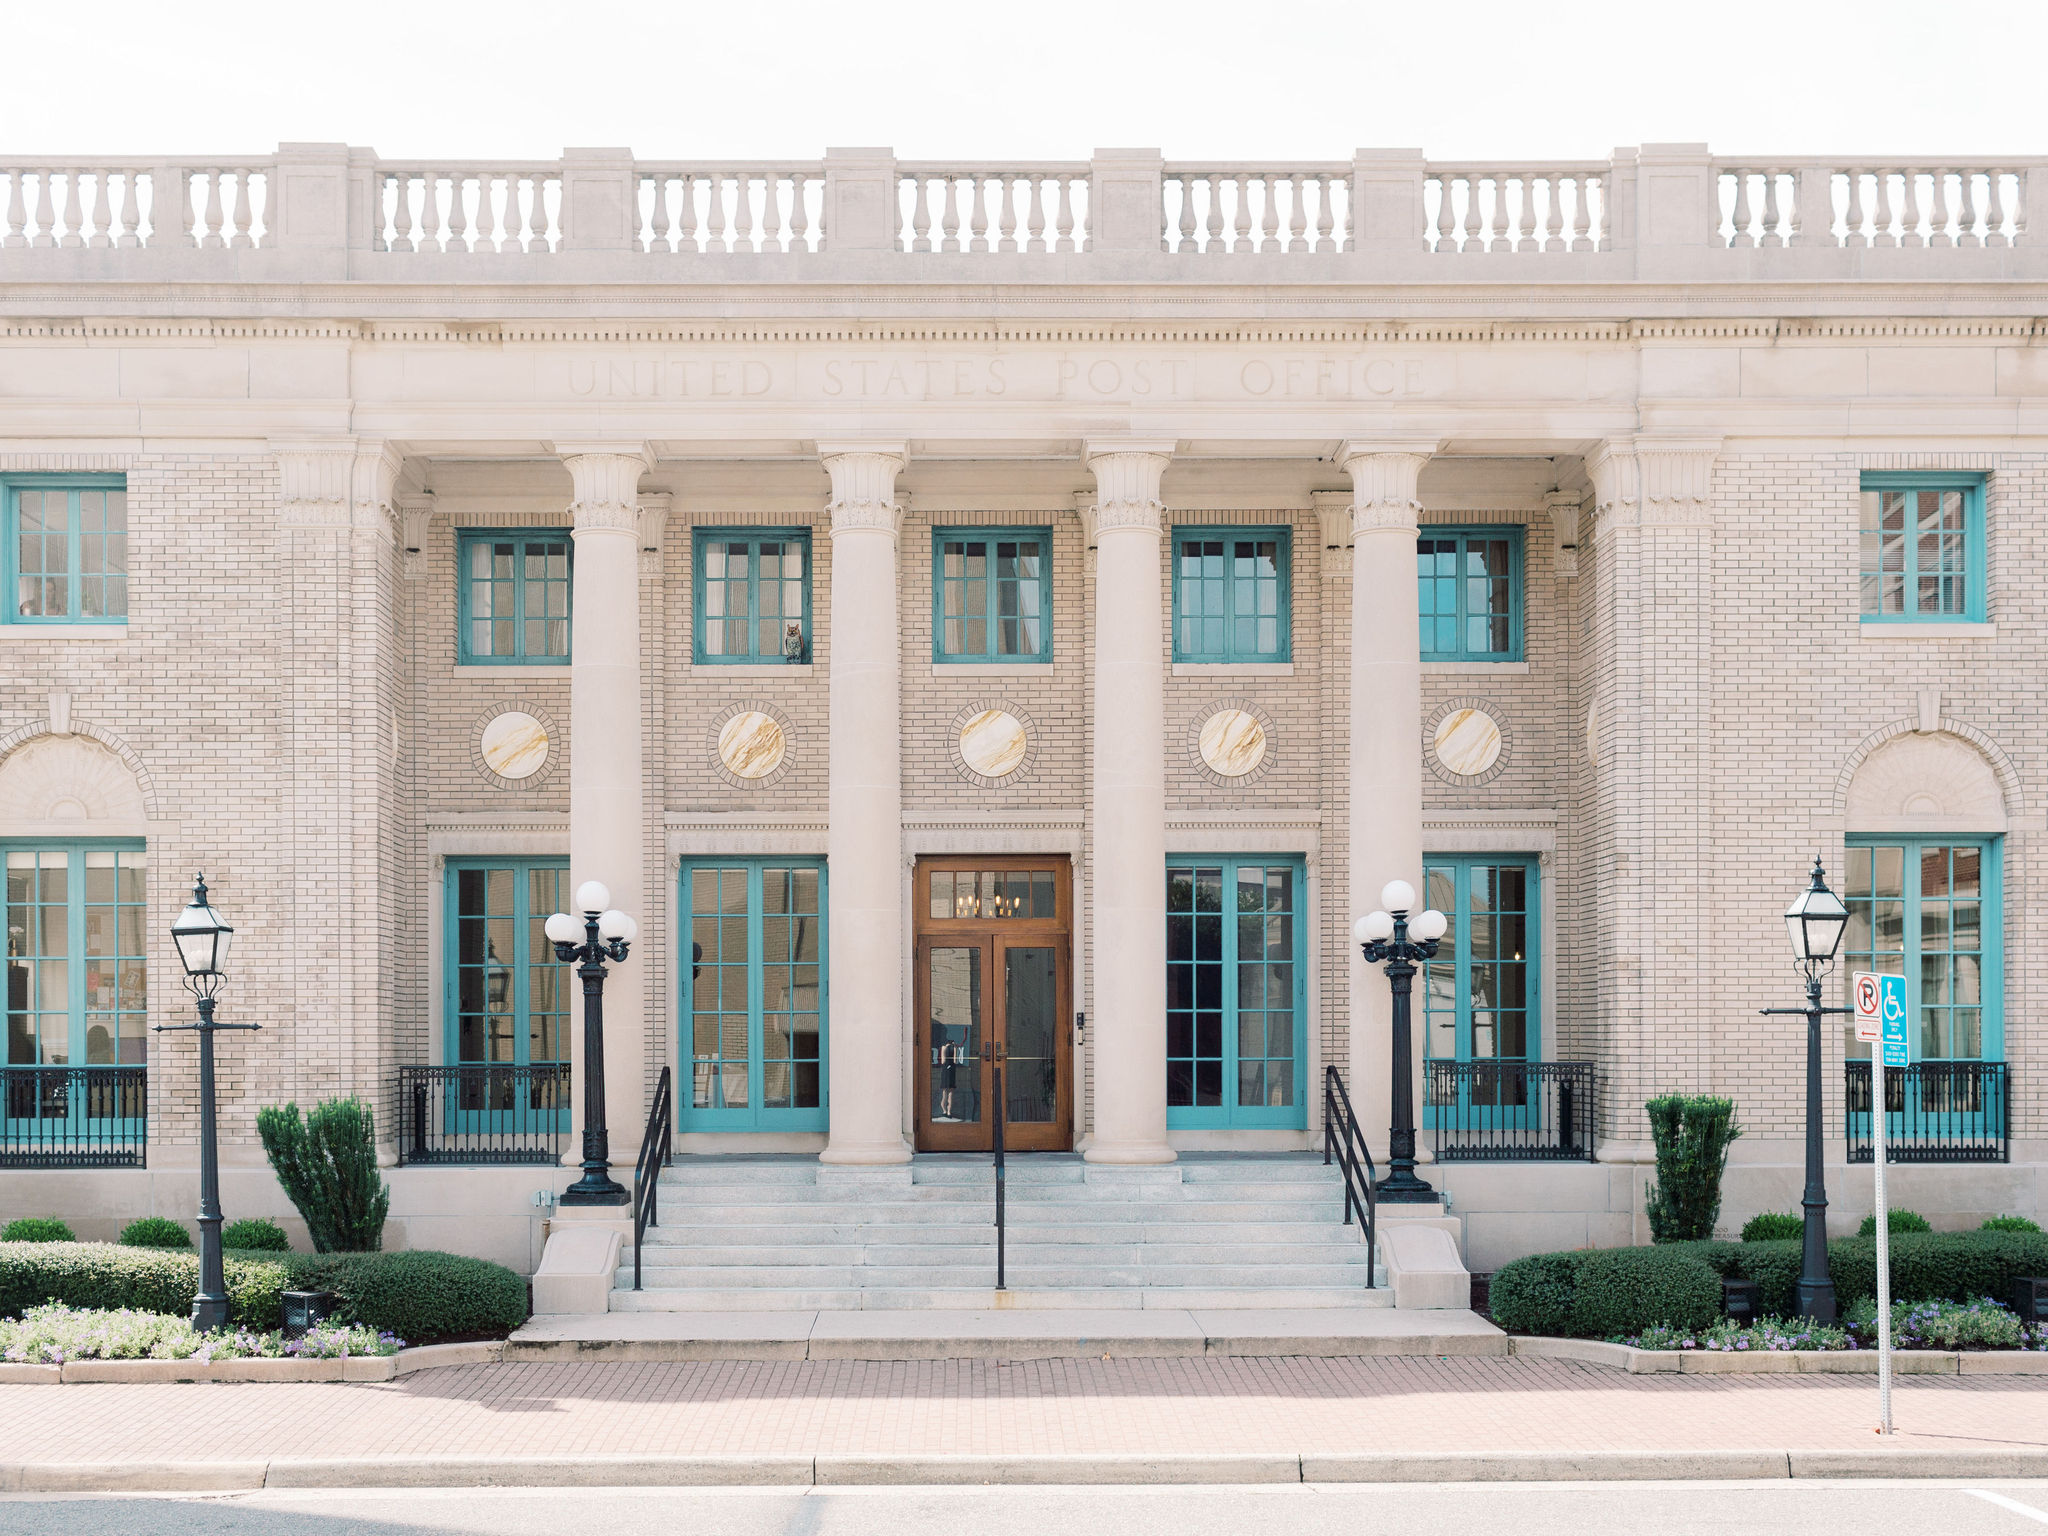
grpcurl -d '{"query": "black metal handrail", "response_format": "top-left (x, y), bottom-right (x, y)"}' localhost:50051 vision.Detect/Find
top-left (1426, 1059), bottom-right (1597, 1162)
top-left (993, 1060), bottom-right (1006, 1291)
top-left (1846, 1059), bottom-right (2009, 1164)
top-left (1321, 1064), bottom-right (1378, 1289)
top-left (632, 1064), bottom-right (674, 1291)
top-left (0, 1065), bottom-right (148, 1168)
top-left (396, 1063), bottom-right (570, 1166)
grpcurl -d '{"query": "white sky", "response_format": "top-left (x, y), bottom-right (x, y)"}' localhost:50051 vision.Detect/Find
top-left (3, 0), bottom-right (2043, 161)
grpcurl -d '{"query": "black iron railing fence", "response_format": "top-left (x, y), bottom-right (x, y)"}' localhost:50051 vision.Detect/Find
top-left (630, 1064), bottom-right (673, 1291)
top-left (1426, 1059), bottom-right (1596, 1162)
top-left (396, 1063), bottom-right (571, 1166)
top-left (0, 1065), bottom-right (148, 1167)
top-left (1846, 1059), bottom-right (2009, 1164)
top-left (1321, 1065), bottom-right (1378, 1288)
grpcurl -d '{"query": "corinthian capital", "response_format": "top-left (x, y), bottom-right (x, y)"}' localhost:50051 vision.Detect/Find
top-left (553, 442), bottom-right (654, 532)
top-left (819, 443), bottom-right (907, 535)
top-left (1337, 440), bottom-right (1440, 536)
top-left (1083, 440), bottom-right (1175, 535)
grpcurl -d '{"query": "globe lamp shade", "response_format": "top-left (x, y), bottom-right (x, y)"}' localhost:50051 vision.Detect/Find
top-left (574, 881), bottom-right (611, 914)
top-left (1411, 908), bottom-right (1450, 943)
top-left (1379, 880), bottom-right (1417, 914)
top-left (598, 909), bottom-right (635, 941)
top-left (1354, 911), bottom-right (1396, 945)
top-left (543, 912), bottom-right (582, 946)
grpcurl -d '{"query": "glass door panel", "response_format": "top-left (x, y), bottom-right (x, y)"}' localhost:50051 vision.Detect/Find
top-left (1000, 943), bottom-right (1059, 1136)
top-left (920, 942), bottom-right (988, 1150)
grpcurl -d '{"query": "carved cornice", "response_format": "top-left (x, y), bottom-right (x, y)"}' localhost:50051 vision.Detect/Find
top-left (820, 444), bottom-right (907, 536)
top-left (1084, 441), bottom-right (1174, 536)
top-left (556, 444), bottom-right (653, 533)
top-left (1588, 437), bottom-right (1721, 529)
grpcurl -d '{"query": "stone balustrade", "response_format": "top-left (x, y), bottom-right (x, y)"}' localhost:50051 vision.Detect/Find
top-left (3, 143), bottom-right (2046, 281)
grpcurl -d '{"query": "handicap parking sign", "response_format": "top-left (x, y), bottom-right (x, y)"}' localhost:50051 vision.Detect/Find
top-left (1878, 973), bottom-right (1910, 1067)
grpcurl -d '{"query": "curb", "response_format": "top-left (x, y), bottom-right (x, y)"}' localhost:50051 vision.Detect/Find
top-left (10, 1447), bottom-right (2048, 1490)
top-left (503, 1335), bottom-right (1511, 1363)
top-left (1507, 1337), bottom-right (2048, 1375)
top-left (0, 1340), bottom-right (506, 1386)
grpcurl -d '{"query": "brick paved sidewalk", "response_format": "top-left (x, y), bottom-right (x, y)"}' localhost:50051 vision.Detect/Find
top-left (1, 1357), bottom-right (2044, 1465)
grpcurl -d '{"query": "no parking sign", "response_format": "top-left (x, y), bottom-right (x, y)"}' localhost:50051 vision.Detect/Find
top-left (1852, 971), bottom-right (1910, 1066)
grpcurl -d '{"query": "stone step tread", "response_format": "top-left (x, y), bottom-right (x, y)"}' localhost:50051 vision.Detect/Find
top-left (622, 1264), bottom-right (1380, 1288)
top-left (655, 1185), bottom-right (1341, 1206)
top-left (608, 1286), bottom-right (1393, 1312)
top-left (632, 1224), bottom-right (1365, 1250)
top-left (640, 1202), bottom-right (1348, 1225)
top-left (628, 1242), bottom-right (1371, 1266)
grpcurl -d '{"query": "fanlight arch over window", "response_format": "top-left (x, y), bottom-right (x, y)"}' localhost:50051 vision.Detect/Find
top-left (1844, 731), bottom-right (2007, 834)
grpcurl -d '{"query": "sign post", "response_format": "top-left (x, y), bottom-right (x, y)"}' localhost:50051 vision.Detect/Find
top-left (1854, 970), bottom-right (1908, 1436)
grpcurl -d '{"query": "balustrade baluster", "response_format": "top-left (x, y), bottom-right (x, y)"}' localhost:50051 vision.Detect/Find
top-left (1594, 174), bottom-right (1610, 249)
top-left (31, 171), bottom-right (56, 248)
top-left (85, 171), bottom-right (112, 249)
top-left (1929, 168), bottom-right (1951, 247)
top-left (940, 175), bottom-right (961, 252)
top-left (1259, 176), bottom-right (1281, 251)
top-left (233, 169), bottom-right (256, 249)
top-left (443, 172), bottom-right (469, 254)
top-left (1900, 169), bottom-right (1922, 247)
top-left (1026, 173), bottom-right (1046, 253)
top-left (1055, 174), bottom-right (1075, 253)
top-left (1287, 174), bottom-right (1308, 252)
top-left (1489, 176), bottom-right (1512, 251)
top-left (419, 171), bottom-right (444, 253)
top-left (790, 172), bottom-right (810, 252)
top-left (646, 173), bottom-right (670, 253)
top-left (1759, 171), bottom-right (1782, 248)
top-left (705, 173), bottom-right (728, 253)
top-left (1542, 176), bottom-right (1564, 251)
top-left (1230, 176), bottom-right (1252, 252)
top-left (1205, 177), bottom-right (1225, 252)
top-left (1955, 169), bottom-right (1979, 247)
top-left (529, 173), bottom-right (553, 252)
top-left (1985, 170), bottom-right (2007, 248)
top-left (1459, 176), bottom-right (1484, 250)
top-left (1870, 169), bottom-right (1894, 247)
top-left (1727, 170), bottom-right (1752, 247)
top-left (1316, 173), bottom-right (1336, 252)
top-left (910, 174), bottom-right (931, 252)
top-left (1175, 176), bottom-right (1197, 252)
top-left (736, 174), bottom-right (760, 252)
top-left (969, 173), bottom-right (989, 252)
top-left (1433, 175), bottom-right (1455, 251)
top-left (2014, 169), bottom-right (2030, 246)
top-left (385, 173), bottom-right (411, 252)
top-left (59, 170), bottom-right (84, 248)
top-left (486, 174), bottom-right (509, 252)
top-left (199, 170), bottom-right (226, 249)
top-left (673, 173), bottom-right (698, 253)
top-left (117, 171), bottom-right (141, 249)
top-left (1573, 175), bottom-right (1594, 251)
top-left (998, 173), bottom-right (1018, 253)
top-left (1518, 175), bottom-right (1540, 250)
top-left (765, 173), bottom-right (788, 252)
top-left (4, 171), bottom-right (25, 248)
top-left (1843, 169), bottom-right (1866, 248)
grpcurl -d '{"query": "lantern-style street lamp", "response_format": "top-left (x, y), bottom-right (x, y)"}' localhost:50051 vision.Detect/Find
top-left (1354, 880), bottom-right (1450, 1203)
top-left (1761, 856), bottom-right (1852, 1322)
top-left (157, 873), bottom-right (259, 1332)
top-left (545, 881), bottom-right (637, 1205)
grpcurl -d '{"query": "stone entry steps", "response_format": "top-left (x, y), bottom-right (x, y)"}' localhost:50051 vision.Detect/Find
top-left (611, 1152), bottom-right (1389, 1313)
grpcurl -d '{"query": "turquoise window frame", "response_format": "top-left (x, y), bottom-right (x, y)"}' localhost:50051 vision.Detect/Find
top-left (692, 528), bottom-right (813, 663)
top-left (456, 529), bottom-right (573, 666)
top-left (3, 840), bottom-right (148, 1145)
top-left (442, 859), bottom-right (571, 1136)
top-left (1164, 855), bottom-right (1308, 1130)
top-left (1843, 836), bottom-right (2004, 1144)
top-left (1417, 526), bottom-right (1524, 662)
top-left (931, 525), bottom-right (1054, 664)
top-left (1858, 472), bottom-right (1987, 623)
top-left (1419, 857), bottom-right (1541, 1130)
top-left (1, 474), bottom-right (129, 626)
top-left (1170, 525), bottom-right (1292, 663)
top-left (679, 858), bottom-right (829, 1133)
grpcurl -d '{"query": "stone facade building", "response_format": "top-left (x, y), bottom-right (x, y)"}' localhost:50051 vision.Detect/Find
top-left (0, 143), bottom-right (2040, 1278)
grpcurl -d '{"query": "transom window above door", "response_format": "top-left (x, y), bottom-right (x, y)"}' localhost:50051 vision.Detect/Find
top-left (933, 527), bottom-right (1052, 663)
top-left (928, 868), bottom-right (1058, 921)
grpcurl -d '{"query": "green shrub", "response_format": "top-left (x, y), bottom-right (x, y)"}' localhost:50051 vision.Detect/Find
top-left (0, 1242), bottom-right (288, 1327)
top-left (257, 1098), bottom-right (390, 1253)
top-left (1828, 1230), bottom-right (2048, 1308)
top-left (1644, 1095), bottom-right (1741, 1242)
top-left (118, 1217), bottom-right (192, 1250)
top-left (221, 1218), bottom-right (291, 1253)
top-left (1, 1218), bottom-right (76, 1243)
top-left (275, 1250), bottom-right (527, 1344)
top-left (1569, 1246), bottom-right (1724, 1339)
top-left (1982, 1215), bottom-right (2044, 1235)
top-left (1487, 1250), bottom-right (1586, 1335)
top-left (1740, 1212), bottom-right (1804, 1243)
top-left (1727, 1238), bottom-right (1802, 1317)
top-left (1857, 1209), bottom-right (1932, 1237)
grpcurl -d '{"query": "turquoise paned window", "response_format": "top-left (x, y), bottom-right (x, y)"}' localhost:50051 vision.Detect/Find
top-left (1171, 527), bottom-right (1291, 663)
top-left (458, 530), bottom-right (572, 664)
top-left (933, 527), bottom-right (1052, 663)
top-left (1858, 473), bottom-right (1986, 622)
top-left (1843, 839), bottom-right (2003, 1061)
top-left (3, 477), bottom-right (128, 625)
top-left (4, 844), bottom-right (148, 1069)
top-left (680, 860), bottom-right (827, 1132)
top-left (1417, 527), bottom-right (1522, 662)
top-left (693, 529), bottom-right (812, 663)
top-left (1420, 858), bottom-right (1539, 1123)
top-left (1165, 857), bottom-right (1306, 1129)
top-left (444, 860), bottom-right (571, 1132)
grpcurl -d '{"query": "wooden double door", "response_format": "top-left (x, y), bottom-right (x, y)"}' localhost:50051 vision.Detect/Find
top-left (913, 856), bottom-right (1073, 1152)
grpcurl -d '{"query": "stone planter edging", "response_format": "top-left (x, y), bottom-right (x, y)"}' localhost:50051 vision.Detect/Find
top-left (0, 1339), bottom-right (505, 1385)
top-left (1509, 1335), bottom-right (2048, 1374)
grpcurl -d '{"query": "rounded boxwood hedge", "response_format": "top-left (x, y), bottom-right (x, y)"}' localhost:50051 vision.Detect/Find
top-left (1857, 1209), bottom-right (1932, 1237)
top-left (118, 1216), bottom-right (193, 1250)
top-left (0, 1241), bottom-right (287, 1326)
top-left (1982, 1215), bottom-right (2043, 1234)
top-left (1, 1217), bottom-right (76, 1243)
top-left (1570, 1247), bottom-right (1723, 1338)
top-left (276, 1250), bottom-right (528, 1344)
top-left (1739, 1212), bottom-right (1803, 1242)
top-left (220, 1218), bottom-right (291, 1253)
top-left (1486, 1250), bottom-right (1587, 1335)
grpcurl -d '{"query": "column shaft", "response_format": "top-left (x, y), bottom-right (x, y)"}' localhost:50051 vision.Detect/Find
top-left (820, 445), bottom-right (911, 1164)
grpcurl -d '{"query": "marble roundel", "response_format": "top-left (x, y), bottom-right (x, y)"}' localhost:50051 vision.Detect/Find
top-left (1198, 708), bottom-right (1268, 778)
top-left (478, 711), bottom-right (549, 781)
top-left (1433, 707), bottom-right (1503, 778)
top-left (958, 709), bottom-right (1027, 779)
top-left (717, 711), bottom-right (787, 780)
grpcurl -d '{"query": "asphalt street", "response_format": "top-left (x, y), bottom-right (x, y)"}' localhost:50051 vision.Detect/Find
top-left (5, 1480), bottom-right (2048, 1536)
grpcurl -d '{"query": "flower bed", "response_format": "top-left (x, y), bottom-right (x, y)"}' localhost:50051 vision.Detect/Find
top-left (1620, 1296), bottom-right (2048, 1353)
top-left (0, 1303), bottom-right (401, 1365)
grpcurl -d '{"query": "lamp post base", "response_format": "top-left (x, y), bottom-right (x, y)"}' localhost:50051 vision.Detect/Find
top-left (559, 1177), bottom-right (630, 1206)
top-left (1373, 1169), bottom-right (1440, 1203)
top-left (1796, 1278), bottom-right (1837, 1325)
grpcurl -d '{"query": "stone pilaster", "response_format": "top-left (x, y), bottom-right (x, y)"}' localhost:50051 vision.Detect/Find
top-left (557, 442), bottom-right (654, 1164)
top-left (818, 443), bottom-right (912, 1164)
top-left (1338, 441), bottom-right (1438, 1166)
top-left (1082, 440), bottom-right (1176, 1165)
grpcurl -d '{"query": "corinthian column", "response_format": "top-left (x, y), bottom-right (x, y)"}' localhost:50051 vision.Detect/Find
top-left (1340, 441), bottom-right (1438, 1171)
top-left (818, 443), bottom-right (912, 1165)
top-left (1083, 441), bottom-right (1177, 1165)
top-left (558, 443), bottom-right (652, 1177)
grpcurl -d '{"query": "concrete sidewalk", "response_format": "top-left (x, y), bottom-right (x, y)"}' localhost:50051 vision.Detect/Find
top-left (3, 1355), bottom-right (2048, 1490)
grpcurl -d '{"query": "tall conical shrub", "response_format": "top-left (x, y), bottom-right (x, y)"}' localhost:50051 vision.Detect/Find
top-left (256, 1097), bottom-right (391, 1253)
top-left (1644, 1094), bottom-right (1741, 1242)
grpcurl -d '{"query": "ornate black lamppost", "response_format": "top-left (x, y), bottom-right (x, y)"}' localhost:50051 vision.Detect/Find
top-left (544, 881), bottom-right (637, 1206)
top-left (1354, 880), bottom-right (1450, 1203)
top-left (1761, 857), bottom-right (1851, 1322)
top-left (160, 874), bottom-right (258, 1332)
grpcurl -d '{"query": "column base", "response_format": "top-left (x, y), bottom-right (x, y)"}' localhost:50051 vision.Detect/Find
top-left (1082, 1141), bottom-right (1178, 1165)
top-left (818, 1140), bottom-right (913, 1166)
